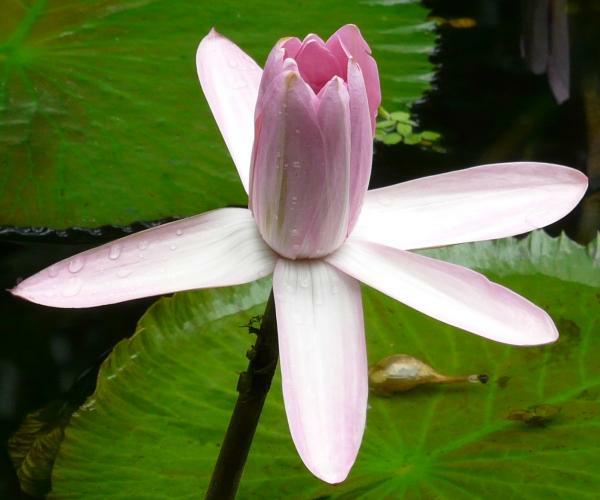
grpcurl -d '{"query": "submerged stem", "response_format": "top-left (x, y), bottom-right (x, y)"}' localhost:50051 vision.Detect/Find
top-left (205, 291), bottom-right (278, 500)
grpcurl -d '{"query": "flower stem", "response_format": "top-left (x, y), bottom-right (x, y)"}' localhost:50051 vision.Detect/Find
top-left (205, 290), bottom-right (278, 500)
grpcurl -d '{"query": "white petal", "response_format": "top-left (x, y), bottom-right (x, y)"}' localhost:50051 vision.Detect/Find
top-left (326, 240), bottom-right (558, 345)
top-left (196, 29), bottom-right (263, 193)
top-left (13, 209), bottom-right (276, 308)
top-left (273, 258), bottom-right (367, 483)
top-left (352, 162), bottom-right (588, 250)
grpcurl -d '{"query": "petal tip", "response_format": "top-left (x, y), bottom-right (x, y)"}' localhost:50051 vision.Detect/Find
top-left (312, 466), bottom-right (350, 485)
top-left (206, 27), bottom-right (221, 39)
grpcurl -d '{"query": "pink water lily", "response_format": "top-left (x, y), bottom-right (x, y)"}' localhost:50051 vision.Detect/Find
top-left (12, 25), bottom-right (587, 484)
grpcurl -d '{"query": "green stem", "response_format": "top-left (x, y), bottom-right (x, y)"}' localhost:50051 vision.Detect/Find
top-left (205, 291), bottom-right (278, 500)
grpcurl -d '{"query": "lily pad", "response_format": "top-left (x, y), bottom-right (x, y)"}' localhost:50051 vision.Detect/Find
top-left (0, 0), bottom-right (435, 229)
top-left (46, 231), bottom-right (600, 498)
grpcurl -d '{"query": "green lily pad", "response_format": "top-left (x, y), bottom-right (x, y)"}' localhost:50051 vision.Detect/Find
top-left (45, 231), bottom-right (600, 498)
top-left (0, 0), bottom-right (435, 229)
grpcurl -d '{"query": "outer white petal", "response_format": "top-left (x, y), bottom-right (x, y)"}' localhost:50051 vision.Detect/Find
top-left (352, 162), bottom-right (588, 250)
top-left (12, 209), bottom-right (276, 308)
top-left (196, 29), bottom-right (263, 193)
top-left (326, 240), bottom-right (558, 346)
top-left (273, 258), bottom-right (367, 484)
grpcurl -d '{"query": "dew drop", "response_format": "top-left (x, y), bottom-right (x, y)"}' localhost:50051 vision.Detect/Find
top-left (108, 244), bottom-right (122, 260)
top-left (170, 244), bottom-right (177, 251)
top-left (68, 257), bottom-right (84, 273)
top-left (291, 228), bottom-right (298, 237)
top-left (176, 229), bottom-right (183, 236)
top-left (292, 161), bottom-right (301, 169)
top-left (138, 240), bottom-right (149, 250)
top-left (61, 277), bottom-right (82, 297)
top-left (117, 269), bottom-right (132, 278)
top-left (295, 129), bottom-right (300, 134)
top-left (48, 264), bottom-right (60, 277)
top-left (291, 196), bottom-right (298, 201)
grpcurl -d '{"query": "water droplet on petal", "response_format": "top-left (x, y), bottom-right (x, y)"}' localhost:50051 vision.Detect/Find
top-left (62, 277), bottom-right (82, 297)
top-left (170, 244), bottom-right (177, 251)
top-left (292, 161), bottom-right (301, 169)
top-left (48, 264), bottom-right (60, 277)
top-left (109, 244), bottom-right (122, 260)
top-left (117, 269), bottom-right (132, 278)
top-left (295, 129), bottom-right (300, 134)
top-left (176, 229), bottom-right (183, 236)
top-left (138, 240), bottom-right (148, 250)
top-left (68, 257), bottom-right (84, 273)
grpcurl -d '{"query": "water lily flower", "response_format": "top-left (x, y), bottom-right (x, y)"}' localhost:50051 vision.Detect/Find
top-left (12, 25), bottom-right (587, 484)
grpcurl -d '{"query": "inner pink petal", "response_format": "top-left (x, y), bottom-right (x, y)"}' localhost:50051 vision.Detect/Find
top-left (295, 40), bottom-right (345, 93)
top-left (303, 33), bottom-right (325, 44)
top-left (282, 37), bottom-right (302, 59)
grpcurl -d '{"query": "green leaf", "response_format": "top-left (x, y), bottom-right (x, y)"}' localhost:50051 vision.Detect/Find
top-left (382, 132), bottom-right (402, 145)
top-left (47, 231), bottom-right (600, 498)
top-left (396, 122), bottom-right (413, 136)
top-left (8, 401), bottom-right (77, 498)
top-left (389, 111), bottom-right (412, 123)
top-left (374, 130), bottom-right (387, 142)
top-left (420, 130), bottom-right (441, 141)
top-left (376, 119), bottom-right (397, 130)
top-left (403, 133), bottom-right (421, 145)
top-left (0, 0), bottom-right (435, 228)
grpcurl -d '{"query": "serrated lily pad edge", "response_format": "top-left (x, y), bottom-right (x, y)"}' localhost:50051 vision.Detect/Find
top-left (420, 230), bottom-right (600, 287)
